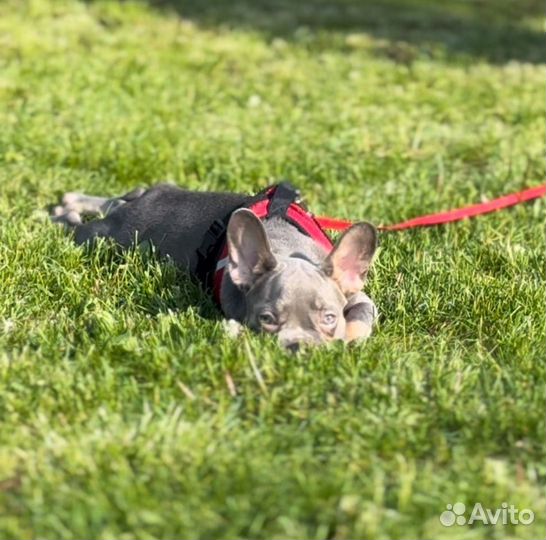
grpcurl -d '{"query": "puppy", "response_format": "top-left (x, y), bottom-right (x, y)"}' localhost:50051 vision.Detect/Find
top-left (51, 182), bottom-right (378, 350)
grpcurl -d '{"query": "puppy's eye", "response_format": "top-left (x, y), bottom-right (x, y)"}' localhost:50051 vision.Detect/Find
top-left (322, 312), bottom-right (337, 326)
top-left (259, 312), bottom-right (277, 326)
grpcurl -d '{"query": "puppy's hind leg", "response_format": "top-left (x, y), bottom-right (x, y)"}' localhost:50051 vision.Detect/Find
top-left (54, 187), bottom-right (147, 219)
top-left (58, 193), bottom-right (119, 217)
top-left (118, 187), bottom-right (146, 202)
top-left (70, 186), bottom-right (146, 214)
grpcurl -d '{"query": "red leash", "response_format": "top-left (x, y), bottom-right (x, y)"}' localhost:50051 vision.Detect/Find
top-left (315, 184), bottom-right (546, 232)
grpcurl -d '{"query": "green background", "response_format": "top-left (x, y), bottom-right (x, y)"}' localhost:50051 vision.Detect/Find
top-left (0, 1), bottom-right (544, 538)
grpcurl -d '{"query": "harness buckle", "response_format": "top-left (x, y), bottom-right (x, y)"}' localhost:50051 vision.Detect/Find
top-left (267, 181), bottom-right (303, 218)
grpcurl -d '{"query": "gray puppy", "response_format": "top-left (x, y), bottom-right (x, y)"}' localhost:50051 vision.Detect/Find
top-left (52, 183), bottom-right (378, 350)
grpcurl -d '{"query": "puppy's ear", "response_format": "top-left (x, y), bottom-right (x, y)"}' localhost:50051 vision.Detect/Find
top-left (226, 209), bottom-right (277, 289)
top-left (323, 222), bottom-right (377, 295)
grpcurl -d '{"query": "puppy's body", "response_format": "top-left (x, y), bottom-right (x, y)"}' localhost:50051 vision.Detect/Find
top-left (53, 184), bottom-right (378, 349)
top-left (73, 185), bottom-right (250, 273)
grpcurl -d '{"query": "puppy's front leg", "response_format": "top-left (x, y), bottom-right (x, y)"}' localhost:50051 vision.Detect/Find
top-left (344, 292), bottom-right (378, 342)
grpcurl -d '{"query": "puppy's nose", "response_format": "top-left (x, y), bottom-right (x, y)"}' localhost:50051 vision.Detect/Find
top-left (285, 342), bottom-right (300, 353)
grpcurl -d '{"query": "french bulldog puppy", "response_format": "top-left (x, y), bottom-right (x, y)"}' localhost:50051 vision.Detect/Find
top-left (51, 183), bottom-right (378, 351)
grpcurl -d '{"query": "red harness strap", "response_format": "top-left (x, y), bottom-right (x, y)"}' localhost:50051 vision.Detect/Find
top-left (212, 183), bottom-right (544, 304)
top-left (212, 193), bottom-right (334, 305)
top-left (315, 184), bottom-right (546, 232)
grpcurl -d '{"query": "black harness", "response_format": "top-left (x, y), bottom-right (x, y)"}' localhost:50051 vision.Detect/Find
top-left (194, 181), bottom-right (304, 293)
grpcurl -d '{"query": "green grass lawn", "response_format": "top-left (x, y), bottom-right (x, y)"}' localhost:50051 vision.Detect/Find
top-left (0, 1), bottom-right (544, 538)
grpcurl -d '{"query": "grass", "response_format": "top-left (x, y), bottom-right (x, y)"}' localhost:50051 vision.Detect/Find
top-left (0, 0), bottom-right (544, 538)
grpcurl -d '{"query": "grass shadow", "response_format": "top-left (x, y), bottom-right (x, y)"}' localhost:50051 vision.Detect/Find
top-left (75, 236), bottom-right (222, 321)
top-left (139, 0), bottom-right (544, 64)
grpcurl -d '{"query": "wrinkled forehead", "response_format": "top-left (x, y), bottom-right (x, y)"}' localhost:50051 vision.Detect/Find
top-left (248, 258), bottom-right (346, 310)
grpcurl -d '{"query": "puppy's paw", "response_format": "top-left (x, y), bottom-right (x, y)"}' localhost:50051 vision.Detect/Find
top-left (223, 319), bottom-right (243, 338)
top-left (345, 320), bottom-right (372, 343)
top-left (50, 210), bottom-right (82, 227)
top-left (343, 291), bottom-right (377, 343)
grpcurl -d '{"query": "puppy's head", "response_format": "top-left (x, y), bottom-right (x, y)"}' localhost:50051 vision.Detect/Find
top-left (226, 209), bottom-right (377, 351)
